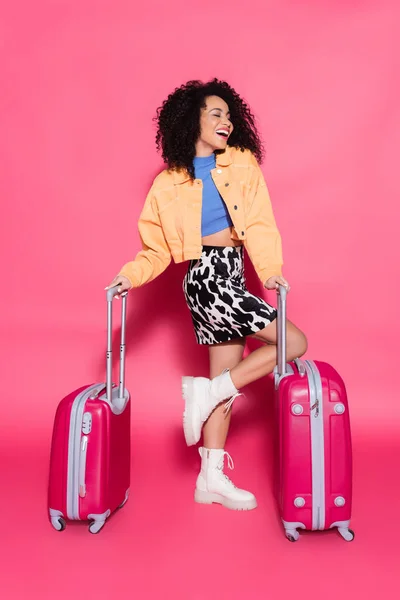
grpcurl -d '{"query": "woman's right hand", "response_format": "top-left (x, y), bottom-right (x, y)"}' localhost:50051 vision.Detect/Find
top-left (105, 275), bottom-right (132, 299)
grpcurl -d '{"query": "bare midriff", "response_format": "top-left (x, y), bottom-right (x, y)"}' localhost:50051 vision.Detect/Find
top-left (201, 227), bottom-right (243, 248)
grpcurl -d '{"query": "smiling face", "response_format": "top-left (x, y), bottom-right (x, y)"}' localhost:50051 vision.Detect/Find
top-left (195, 95), bottom-right (233, 157)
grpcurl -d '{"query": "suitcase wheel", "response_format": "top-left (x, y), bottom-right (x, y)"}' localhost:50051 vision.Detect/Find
top-left (89, 520), bottom-right (105, 534)
top-left (285, 529), bottom-right (299, 542)
top-left (338, 527), bottom-right (355, 542)
top-left (51, 517), bottom-right (66, 532)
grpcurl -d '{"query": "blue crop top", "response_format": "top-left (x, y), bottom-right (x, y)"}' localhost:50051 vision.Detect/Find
top-left (193, 154), bottom-right (233, 237)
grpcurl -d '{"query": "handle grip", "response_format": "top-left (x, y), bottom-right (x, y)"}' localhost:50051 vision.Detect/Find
top-left (276, 285), bottom-right (287, 376)
top-left (106, 286), bottom-right (127, 302)
top-left (106, 287), bottom-right (128, 403)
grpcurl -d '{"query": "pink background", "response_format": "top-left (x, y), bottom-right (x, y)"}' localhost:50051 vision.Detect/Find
top-left (1, 1), bottom-right (399, 598)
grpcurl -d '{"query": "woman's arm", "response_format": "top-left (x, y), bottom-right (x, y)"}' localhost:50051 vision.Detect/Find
top-left (118, 187), bottom-right (172, 288)
top-left (243, 154), bottom-right (283, 285)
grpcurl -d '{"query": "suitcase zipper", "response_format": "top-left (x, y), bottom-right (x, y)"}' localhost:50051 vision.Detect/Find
top-left (67, 383), bottom-right (104, 520)
top-left (311, 400), bottom-right (319, 417)
top-left (305, 361), bottom-right (325, 531)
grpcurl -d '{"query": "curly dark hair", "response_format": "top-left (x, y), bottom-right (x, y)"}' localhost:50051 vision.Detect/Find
top-left (154, 78), bottom-right (264, 179)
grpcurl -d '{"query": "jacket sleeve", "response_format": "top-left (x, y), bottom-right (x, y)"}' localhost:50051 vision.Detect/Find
top-left (243, 154), bottom-right (283, 284)
top-left (118, 187), bottom-right (171, 288)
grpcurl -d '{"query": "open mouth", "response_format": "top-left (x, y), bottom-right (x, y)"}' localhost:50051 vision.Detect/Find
top-left (216, 129), bottom-right (229, 140)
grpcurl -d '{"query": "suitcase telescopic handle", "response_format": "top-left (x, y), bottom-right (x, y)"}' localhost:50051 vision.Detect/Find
top-left (106, 286), bottom-right (128, 403)
top-left (276, 285), bottom-right (288, 376)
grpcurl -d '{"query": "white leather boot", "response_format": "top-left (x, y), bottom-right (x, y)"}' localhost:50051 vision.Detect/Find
top-left (182, 370), bottom-right (240, 446)
top-left (194, 448), bottom-right (257, 511)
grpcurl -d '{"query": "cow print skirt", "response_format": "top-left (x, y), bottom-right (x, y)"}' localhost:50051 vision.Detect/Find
top-left (183, 245), bottom-right (277, 345)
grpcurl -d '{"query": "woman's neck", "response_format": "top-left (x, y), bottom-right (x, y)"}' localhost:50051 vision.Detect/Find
top-left (194, 140), bottom-right (216, 157)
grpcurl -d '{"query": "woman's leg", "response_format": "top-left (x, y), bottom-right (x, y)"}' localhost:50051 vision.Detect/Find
top-left (229, 319), bottom-right (308, 390)
top-left (194, 339), bottom-right (257, 511)
top-left (182, 319), bottom-right (307, 446)
top-left (202, 338), bottom-right (246, 449)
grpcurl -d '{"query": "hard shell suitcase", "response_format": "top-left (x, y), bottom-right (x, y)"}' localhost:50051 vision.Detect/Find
top-left (48, 287), bottom-right (131, 534)
top-left (274, 286), bottom-right (354, 542)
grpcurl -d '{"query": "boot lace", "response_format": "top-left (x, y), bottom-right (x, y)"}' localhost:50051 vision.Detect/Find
top-left (224, 392), bottom-right (244, 414)
top-left (217, 451), bottom-right (237, 488)
top-left (220, 368), bottom-right (244, 414)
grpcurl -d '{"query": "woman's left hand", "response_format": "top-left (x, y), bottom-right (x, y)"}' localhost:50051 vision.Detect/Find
top-left (264, 275), bottom-right (291, 293)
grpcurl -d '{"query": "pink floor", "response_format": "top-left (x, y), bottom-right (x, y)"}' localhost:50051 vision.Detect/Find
top-left (2, 326), bottom-right (399, 600)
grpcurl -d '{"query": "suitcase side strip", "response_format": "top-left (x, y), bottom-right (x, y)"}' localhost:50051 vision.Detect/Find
top-left (305, 360), bottom-right (326, 530)
top-left (309, 360), bottom-right (327, 530)
top-left (66, 384), bottom-right (102, 520)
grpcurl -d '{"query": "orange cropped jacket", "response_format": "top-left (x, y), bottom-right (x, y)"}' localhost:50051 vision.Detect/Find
top-left (118, 146), bottom-right (283, 287)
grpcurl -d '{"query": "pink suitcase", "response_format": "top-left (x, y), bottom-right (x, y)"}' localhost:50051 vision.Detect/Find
top-left (48, 287), bottom-right (131, 534)
top-left (274, 286), bottom-right (354, 542)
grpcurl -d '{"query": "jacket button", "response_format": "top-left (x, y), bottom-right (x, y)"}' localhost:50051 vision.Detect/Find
top-left (241, 231), bottom-right (245, 236)
top-left (234, 205), bottom-right (238, 210)
top-left (225, 182), bottom-right (229, 187)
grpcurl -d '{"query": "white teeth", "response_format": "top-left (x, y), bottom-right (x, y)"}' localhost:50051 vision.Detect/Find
top-left (216, 130), bottom-right (229, 137)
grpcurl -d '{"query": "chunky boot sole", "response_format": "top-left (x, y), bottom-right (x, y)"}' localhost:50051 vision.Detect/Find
top-left (182, 376), bottom-right (202, 446)
top-left (194, 489), bottom-right (258, 511)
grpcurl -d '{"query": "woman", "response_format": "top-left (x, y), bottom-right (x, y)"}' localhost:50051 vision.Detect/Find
top-left (106, 79), bottom-right (307, 511)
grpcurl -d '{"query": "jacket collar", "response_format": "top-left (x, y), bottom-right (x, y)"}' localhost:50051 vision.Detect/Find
top-left (172, 146), bottom-right (234, 185)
